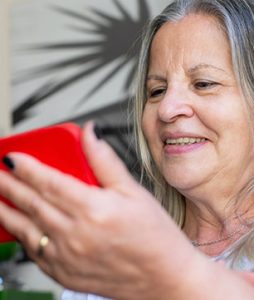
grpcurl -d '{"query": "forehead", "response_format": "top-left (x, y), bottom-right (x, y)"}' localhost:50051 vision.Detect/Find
top-left (149, 14), bottom-right (232, 74)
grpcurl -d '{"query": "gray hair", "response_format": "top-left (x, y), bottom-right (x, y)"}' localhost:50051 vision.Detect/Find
top-left (134, 0), bottom-right (254, 227)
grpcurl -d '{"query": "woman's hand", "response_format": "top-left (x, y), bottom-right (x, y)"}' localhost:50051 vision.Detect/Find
top-left (0, 122), bottom-right (197, 299)
top-left (0, 123), bottom-right (254, 300)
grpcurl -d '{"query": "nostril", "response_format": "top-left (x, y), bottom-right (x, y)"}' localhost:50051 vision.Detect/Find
top-left (158, 102), bottom-right (194, 123)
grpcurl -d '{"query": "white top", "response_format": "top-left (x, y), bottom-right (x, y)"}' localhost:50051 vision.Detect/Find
top-left (212, 228), bottom-right (254, 271)
top-left (61, 290), bottom-right (110, 300)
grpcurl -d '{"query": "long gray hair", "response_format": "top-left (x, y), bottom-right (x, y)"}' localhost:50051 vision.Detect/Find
top-left (134, 0), bottom-right (254, 227)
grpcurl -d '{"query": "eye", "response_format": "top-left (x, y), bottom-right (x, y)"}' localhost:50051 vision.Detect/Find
top-left (149, 87), bottom-right (166, 98)
top-left (194, 81), bottom-right (219, 90)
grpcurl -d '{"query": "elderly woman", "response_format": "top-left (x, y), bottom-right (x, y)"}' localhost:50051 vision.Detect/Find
top-left (1, 0), bottom-right (254, 299)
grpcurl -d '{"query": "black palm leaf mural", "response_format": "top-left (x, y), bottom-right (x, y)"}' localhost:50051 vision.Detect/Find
top-left (13, 0), bottom-right (150, 125)
top-left (12, 0), bottom-right (151, 177)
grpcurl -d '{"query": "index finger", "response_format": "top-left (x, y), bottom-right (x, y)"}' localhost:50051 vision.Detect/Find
top-left (2, 153), bottom-right (100, 214)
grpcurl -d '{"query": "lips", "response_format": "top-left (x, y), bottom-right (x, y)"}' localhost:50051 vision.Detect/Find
top-left (160, 131), bottom-right (209, 155)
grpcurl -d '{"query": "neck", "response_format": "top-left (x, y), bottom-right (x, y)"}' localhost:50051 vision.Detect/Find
top-left (183, 195), bottom-right (254, 256)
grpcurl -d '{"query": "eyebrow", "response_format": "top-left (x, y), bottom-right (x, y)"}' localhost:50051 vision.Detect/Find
top-left (187, 63), bottom-right (226, 74)
top-left (146, 63), bottom-right (228, 82)
top-left (146, 74), bottom-right (166, 82)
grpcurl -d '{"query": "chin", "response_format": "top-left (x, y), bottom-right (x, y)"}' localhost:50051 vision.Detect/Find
top-left (168, 178), bottom-right (199, 192)
top-left (162, 168), bottom-right (208, 192)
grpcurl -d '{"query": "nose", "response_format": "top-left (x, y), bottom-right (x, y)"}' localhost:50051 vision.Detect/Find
top-left (157, 87), bottom-right (194, 123)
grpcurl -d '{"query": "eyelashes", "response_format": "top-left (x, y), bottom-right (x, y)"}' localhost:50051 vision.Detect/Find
top-left (146, 80), bottom-right (220, 99)
top-left (194, 81), bottom-right (219, 90)
top-left (149, 87), bottom-right (166, 98)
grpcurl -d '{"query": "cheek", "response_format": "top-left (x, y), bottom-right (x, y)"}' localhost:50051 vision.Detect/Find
top-left (141, 106), bottom-right (162, 163)
top-left (141, 104), bottom-right (161, 155)
top-left (141, 106), bottom-right (154, 141)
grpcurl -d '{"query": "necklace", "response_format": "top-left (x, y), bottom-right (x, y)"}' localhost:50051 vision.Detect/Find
top-left (191, 224), bottom-right (247, 247)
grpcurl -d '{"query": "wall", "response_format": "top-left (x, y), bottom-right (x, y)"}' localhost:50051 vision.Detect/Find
top-left (9, 0), bottom-right (171, 133)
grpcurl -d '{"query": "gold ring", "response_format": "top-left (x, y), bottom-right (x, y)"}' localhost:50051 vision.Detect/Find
top-left (37, 235), bottom-right (49, 257)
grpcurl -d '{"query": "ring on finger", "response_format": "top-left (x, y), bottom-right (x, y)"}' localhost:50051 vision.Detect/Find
top-left (37, 234), bottom-right (49, 257)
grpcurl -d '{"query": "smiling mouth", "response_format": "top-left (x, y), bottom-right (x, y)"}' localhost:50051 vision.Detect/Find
top-left (165, 137), bottom-right (207, 145)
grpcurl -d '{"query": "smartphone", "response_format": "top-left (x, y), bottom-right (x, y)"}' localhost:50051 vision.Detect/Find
top-left (0, 122), bottom-right (99, 242)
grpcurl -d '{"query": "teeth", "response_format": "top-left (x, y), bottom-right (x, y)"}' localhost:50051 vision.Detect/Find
top-left (165, 137), bottom-right (206, 145)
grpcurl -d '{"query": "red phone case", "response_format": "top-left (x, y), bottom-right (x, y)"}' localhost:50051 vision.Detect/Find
top-left (0, 123), bottom-right (99, 243)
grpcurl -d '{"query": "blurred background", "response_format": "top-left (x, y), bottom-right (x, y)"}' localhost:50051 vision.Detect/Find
top-left (0, 0), bottom-right (171, 299)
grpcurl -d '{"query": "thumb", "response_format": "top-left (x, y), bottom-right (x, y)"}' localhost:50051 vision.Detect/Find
top-left (82, 122), bottom-right (135, 190)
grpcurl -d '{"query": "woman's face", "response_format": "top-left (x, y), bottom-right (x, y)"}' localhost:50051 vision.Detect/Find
top-left (142, 14), bottom-right (254, 198)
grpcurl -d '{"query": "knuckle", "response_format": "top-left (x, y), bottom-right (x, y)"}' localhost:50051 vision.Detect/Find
top-left (40, 173), bottom-right (62, 198)
top-left (20, 165), bottom-right (32, 181)
top-left (2, 188), bottom-right (15, 203)
top-left (26, 195), bottom-right (41, 216)
top-left (67, 236), bottom-right (87, 257)
top-left (89, 207), bottom-right (118, 234)
top-left (20, 229), bottom-right (34, 249)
